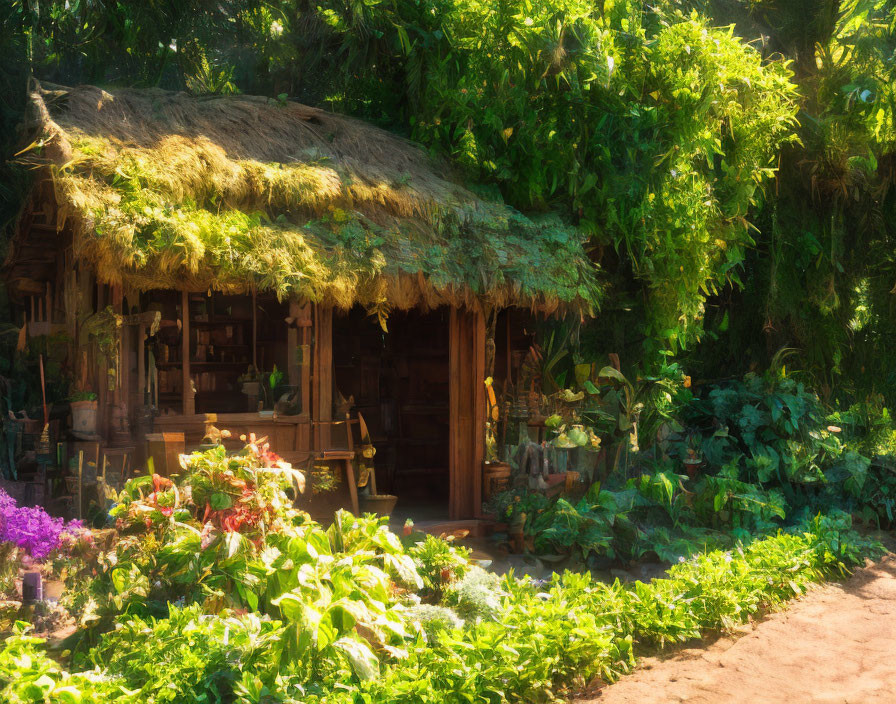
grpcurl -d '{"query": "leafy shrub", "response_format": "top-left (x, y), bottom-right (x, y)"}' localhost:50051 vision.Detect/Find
top-left (0, 623), bottom-right (121, 703)
top-left (68, 440), bottom-right (423, 686)
top-left (88, 605), bottom-right (283, 703)
top-left (407, 534), bottom-right (471, 596)
top-left (404, 604), bottom-right (464, 643)
top-left (442, 567), bottom-right (504, 622)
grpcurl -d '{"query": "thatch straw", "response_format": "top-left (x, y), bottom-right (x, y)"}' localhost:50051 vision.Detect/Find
top-left (21, 82), bottom-right (601, 314)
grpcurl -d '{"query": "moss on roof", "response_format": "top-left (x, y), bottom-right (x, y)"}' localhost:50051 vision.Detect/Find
top-left (27, 83), bottom-right (601, 314)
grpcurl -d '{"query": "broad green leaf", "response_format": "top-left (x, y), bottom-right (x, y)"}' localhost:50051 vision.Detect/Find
top-left (333, 637), bottom-right (380, 680)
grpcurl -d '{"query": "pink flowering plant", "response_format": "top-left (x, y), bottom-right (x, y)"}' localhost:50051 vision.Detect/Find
top-left (0, 488), bottom-right (85, 562)
top-left (0, 488), bottom-right (89, 597)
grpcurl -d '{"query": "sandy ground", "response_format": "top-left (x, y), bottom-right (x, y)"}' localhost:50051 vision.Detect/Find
top-left (584, 553), bottom-right (896, 704)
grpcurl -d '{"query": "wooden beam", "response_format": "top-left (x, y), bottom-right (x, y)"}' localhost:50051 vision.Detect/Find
top-left (181, 289), bottom-right (194, 415)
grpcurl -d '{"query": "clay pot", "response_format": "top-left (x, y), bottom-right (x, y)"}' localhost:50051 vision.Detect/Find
top-left (482, 461), bottom-right (512, 502)
top-left (70, 400), bottom-right (98, 438)
top-left (359, 494), bottom-right (398, 517)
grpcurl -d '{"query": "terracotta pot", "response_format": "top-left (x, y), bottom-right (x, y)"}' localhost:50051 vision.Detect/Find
top-left (359, 494), bottom-right (398, 517)
top-left (482, 461), bottom-right (512, 502)
top-left (70, 400), bottom-right (98, 438)
top-left (683, 459), bottom-right (704, 479)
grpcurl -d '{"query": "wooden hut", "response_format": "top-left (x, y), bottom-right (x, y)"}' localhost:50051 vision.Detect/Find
top-left (4, 82), bottom-right (599, 519)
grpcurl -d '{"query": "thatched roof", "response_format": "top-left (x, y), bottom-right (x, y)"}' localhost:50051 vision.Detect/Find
top-left (17, 82), bottom-right (600, 314)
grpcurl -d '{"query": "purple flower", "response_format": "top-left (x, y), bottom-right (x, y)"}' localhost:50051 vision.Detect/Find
top-left (0, 489), bottom-right (82, 562)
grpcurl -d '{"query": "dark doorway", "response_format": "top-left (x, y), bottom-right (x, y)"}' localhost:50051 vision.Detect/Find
top-left (333, 307), bottom-right (451, 520)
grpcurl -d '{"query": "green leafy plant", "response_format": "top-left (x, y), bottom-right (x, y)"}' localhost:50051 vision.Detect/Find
top-left (407, 534), bottom-right (471, 596)
top-left (69, 390), bottom-right (98, 402)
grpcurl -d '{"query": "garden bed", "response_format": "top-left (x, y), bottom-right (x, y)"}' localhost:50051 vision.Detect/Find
top-left (0, 439), bottom-right (885, 703)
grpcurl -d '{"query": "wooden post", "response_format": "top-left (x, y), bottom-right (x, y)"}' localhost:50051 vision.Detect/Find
top-left (181, 289), bottom-right (194, 415)
top-left (287, 299), bottom-right (301, 388)
top-left (300, 304), bottom-right (312, 450)
top-left (449, 307), bottom-right (486, 520)
top-left (112, 285), bottom-right (124, 413)
top-left (251, 287), bottom-right (258, 370)
top-left (313, 305), bottom-right (333, 450)
top-left (137, 323), bottom-right (146, 401)
top-left (287, 300), bottom-right (314, 451)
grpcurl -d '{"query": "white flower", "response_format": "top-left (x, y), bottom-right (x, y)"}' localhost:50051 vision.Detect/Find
top-left (270, 20), bottom-right (284, 36)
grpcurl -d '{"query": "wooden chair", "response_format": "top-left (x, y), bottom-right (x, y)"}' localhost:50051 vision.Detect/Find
top-left (282, 412), bottom-right (375, 515)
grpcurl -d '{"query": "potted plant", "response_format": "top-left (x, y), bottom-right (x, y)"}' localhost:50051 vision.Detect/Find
top-left (358, 493), bottom-right (399, 517)
top-left (69, 390), bottom-right (98, 438)
top-left (683, 447), bottom-right (704, 479)
top-left (238, 366), bottom-right (262, 410)
top-left (263, 364), bottom-right (285, 410)
top-left (682, 432), bottom-right (705, 479)
top-left (482, 377), bottom-right (512, 502)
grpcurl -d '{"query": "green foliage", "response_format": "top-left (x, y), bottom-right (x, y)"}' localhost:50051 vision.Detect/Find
top-left (312, 0), bottom-right (799, 343)
top-left (675, 368), bottom-right (845, 494)
top-left (690, 0), bottom-right (896, 394)
top-left (0, 622), bottom-right (122, 703)
top-left (407, 533), bottom-right (471, 596)
top-left (68, 441), bottom-right (425, 688)
top-left (0, 493), bottom-right (882, 703)
top-left (403, 604), bottom-right (464, 643)
top-left (88, 605), bottom-right (281, 703)
top-left (4, 0), bottom-right (896, 389)
top-left (442, 567), bottom-right (505, 622)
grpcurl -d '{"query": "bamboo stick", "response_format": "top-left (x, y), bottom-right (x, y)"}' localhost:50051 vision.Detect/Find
top-left (77, 450), bottom-right (84, 520)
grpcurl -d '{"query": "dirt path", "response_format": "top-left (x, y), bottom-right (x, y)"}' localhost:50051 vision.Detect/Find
top-left (584, 554), bottom-right (896, 704)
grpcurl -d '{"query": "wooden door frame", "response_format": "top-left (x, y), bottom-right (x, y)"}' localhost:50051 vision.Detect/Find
top-left (313, 304), bottom-right (485, 519)
top-left (448, 307), bottom-right (486, 519)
